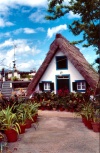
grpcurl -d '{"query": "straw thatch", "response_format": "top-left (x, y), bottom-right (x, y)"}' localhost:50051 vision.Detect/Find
top-left (27, 34), bottom-right (99, 96)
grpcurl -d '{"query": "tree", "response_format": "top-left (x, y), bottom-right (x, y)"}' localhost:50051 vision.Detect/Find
top-left (46, 0), bottom-right (100, 48)
top-left (46, 0), bottom-right (100, 93)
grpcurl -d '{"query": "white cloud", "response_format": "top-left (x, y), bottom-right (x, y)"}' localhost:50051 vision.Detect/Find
top-left (6, 21), bottom-right (14, 26)
top-left (36, 27), bottom-right (45, 32)
top-left (0, 4), bottom-right (9, 16)
top-left (0, 18), bottom-right (5, 27)
top-left (67, 11), bottom-right (80, 19)
top-left (0, 0), bottom-right (48, 26)
top-left (0, 32), bottom-right (10, 38)
top-left (0, 39), bottom-right (13, 49)
top-left (13, 29), bottom-right (23, 35)
top-left (29, 9), bottom-right (46, 23)
top-left (0, 0), bottom-right (48, 9)
top-left (23, 28), bottom-right (36, 34)
top-left (13, 28), bottom-right (36, 35)
top-left (16, 59), bottom-right (43, 71)
top-left (47, 24), bottom-right (67, 38)
top-left (31, 47), bottom-right (41, 56)
top-left (0, 38), bottom-right (42, 71)
top-left (18, 60), bottom-right (35, 71)
top-left (0, 17), bottom-right (14, 27)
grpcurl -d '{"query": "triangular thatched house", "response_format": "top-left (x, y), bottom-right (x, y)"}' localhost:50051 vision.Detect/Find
top-left (27, 34), bottom-right (99, 97)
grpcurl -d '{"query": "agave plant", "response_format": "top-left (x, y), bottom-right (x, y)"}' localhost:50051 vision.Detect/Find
top-left (15, 103), bottom-right (30, 125)
top-left (92, 109), bottom-right (100, 123)
top-left (76, 102), bottom-right (94, 120)
top-left (0, 105), bottom-right (20, 133)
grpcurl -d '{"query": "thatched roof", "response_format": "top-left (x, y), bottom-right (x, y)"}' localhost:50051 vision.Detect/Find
top-left (27, 34), bottom-right (99, 96)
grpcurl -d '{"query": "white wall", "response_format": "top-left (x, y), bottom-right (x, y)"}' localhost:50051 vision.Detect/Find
top-left (8, 73), bottom-right (12, 79)
top-left (35, 50), bottom-right (85, 93)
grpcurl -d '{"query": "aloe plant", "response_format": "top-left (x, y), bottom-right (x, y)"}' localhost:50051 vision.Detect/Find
top-left (92, 109), bottom-right (100, 123)
top-left (0, 105), bottom-right (20, 133)
top-left (76, 102), bottom-right (94, 120)
top-left (15, 102), bottom-right (39, 124)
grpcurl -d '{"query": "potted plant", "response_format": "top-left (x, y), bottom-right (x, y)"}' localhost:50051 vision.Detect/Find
top-left (40, 100), bottom-right (47, 110)
top-left (19, 102), bottom-right (39, 128)
top-left (16, 102), bottom-right (33, 129)
top-left (91, 109), bottom-right (100, 132)
top-left (29, 102), bottom-right (40, 122)
top-left (77, 102), bottom-right (94, 129)
top-left (0, 105), bottom-right (20, 142)
top-left (0, 133), bottom-right (4, 142)
top-left (15, 103), bottom-right (28, 133)
top-left (16, 112), bottom-right (26, 134)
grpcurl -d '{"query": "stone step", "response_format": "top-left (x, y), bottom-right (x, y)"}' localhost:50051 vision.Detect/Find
top-left (1, 81), bottom-right (12, 98)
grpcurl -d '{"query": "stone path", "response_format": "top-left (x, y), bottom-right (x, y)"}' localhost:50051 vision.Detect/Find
top-left (6, 110), bottom-right (100, 153)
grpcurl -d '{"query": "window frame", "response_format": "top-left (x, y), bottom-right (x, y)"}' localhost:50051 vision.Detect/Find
top-left (39, 81), bottom-right (54, 92)
top-left (72, 80), bottom-right (87, 92)
top-left (44, 82), bottom-right (50, 90)
top-left (56, 56), bottom-right (68, 70)
top-left (77, 81), bottom-right (86, 90)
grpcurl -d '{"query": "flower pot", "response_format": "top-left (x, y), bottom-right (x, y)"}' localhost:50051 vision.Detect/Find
top-left (25, 119), bottom-right (32, 129)
top-left (5, 129), bottom-right (18, 142)
top-left (92, 122), bottom-right (100, 132)
top-left (86, 119), bottom-right (92, 129)
top-left (82, 116), bottom-right (87, 126)
top-left (0, 137), bottom-right (3, 142)
top-left (19, 124), bottom-right (26, 134)
top-left (59, 107), bottom-right (65, 111)
top-left (41, 107), bottom-right (45, 111)
top-left (70, 108), bottom-right (74, 112)
top-left (32, 115), bottom-right (38, 123)
top-left (65, 109), bottom-right (69, 112)
top-left (82, 116), bottom-right (92, 129)
top-left (53, 108), bottom-right (56, 111)
top-left (0, 133), bottom-right (4, 142)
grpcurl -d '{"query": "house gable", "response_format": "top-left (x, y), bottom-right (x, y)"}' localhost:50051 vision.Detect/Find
top-left (27, 34), bottom-right (99, 96)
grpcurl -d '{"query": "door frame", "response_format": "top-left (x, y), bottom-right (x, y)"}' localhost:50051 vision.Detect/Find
top-left (56, 74), bottom-right (70, 93)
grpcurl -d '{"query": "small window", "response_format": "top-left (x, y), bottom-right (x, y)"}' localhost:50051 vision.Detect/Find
top-left (44, 82), bottom-right (50, 90)
top-left (39, 82), bottom-right (54, 91)
top-left (56, 56), bottom-right (67, 69)
top-left (77, 82), bottom-right (86, 90)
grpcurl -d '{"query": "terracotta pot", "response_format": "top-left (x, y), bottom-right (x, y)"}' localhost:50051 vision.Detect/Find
top-left (59, 107), bottom-right (65, 111)
top-left (65, 109), bottom-right (69, 112)
top-left (70, 109), bottom-right (74, 112)
top-left (82, 116), bottom-right (92, 129)
top-left (0, 137), bottom-right (3, 142)
top-left (19, 124), bottom-right (26, 134)
top-left (0, 133), bottom-right (4, 142)
top-left (41, 107), bottom-right (45, 111)
top-left (82, 116), bottom-right (88, 126)
top-left (92, 122), bottom-right (100, 132)
top-left (53, 108), bottom-right (56, 111)
top-left (86, 119), bottom-right (92, 129)
top-left (32, 115), bottom-right (38, 123)
top-left (5, 129), bottom-right (18, 142)
top-left (25, 119), bottom-right (32, 128)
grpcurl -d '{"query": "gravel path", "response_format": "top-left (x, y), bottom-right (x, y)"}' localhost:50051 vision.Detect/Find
top-left (6, 110), bottom-right (100, 153)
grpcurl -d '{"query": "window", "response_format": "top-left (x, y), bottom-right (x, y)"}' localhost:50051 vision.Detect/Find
top-left (77, 82), bottom-right (86, 90)
top-left (44, 82), bottom-right (50, 90)
top-left (73, 80), bottom-right (87, 92)
top-left (56, 56), bottom-right (67, 69)
top-left (39, 82), bottom-right (54, 92)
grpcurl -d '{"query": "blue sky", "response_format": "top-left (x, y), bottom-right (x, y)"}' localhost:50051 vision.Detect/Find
top-left (0, 0), bottom-right (97, 72)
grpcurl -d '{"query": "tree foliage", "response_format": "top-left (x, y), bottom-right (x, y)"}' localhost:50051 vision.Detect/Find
top-left (46, 0), bottom-right (100, 48)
